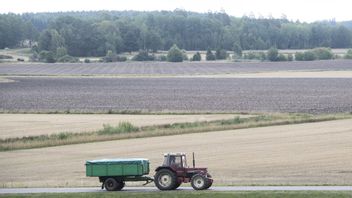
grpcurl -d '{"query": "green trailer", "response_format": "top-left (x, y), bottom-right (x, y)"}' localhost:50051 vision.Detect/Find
top-left (85, 158), bottom-right (153, 191)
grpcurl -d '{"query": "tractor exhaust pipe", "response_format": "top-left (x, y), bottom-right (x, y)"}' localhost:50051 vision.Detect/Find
top-left (192, 152), bottom-right (195, 168)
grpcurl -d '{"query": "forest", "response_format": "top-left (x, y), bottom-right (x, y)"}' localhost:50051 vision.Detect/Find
top-left (1, 10), bottom-right (352, 57)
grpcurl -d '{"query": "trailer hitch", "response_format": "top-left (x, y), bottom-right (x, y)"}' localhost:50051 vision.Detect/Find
top-left (143, 178), bottom-right (154, 186)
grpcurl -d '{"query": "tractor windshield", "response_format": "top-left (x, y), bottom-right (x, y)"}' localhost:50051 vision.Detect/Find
top-left (182, 155), bottom-right (187, 168)
top-left (163, 154), bottom-right (188, 168)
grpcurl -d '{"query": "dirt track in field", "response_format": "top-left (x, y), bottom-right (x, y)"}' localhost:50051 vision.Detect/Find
top-left (1, 119), bottom-right (351, 187)
top-left (0, 114), bottom-right (247, 138)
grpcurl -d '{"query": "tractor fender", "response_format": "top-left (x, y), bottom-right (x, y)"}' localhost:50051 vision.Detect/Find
top-left (155, 166), bottom-right (176, 173)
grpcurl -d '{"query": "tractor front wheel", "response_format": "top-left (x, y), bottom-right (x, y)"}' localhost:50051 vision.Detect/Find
top-left (154, 169), bottom-right (177, 190)
top-left (191, 174), bottom-right (209, 190)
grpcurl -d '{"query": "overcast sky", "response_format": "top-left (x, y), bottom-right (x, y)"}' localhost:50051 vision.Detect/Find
top-left (0, 0), bottom-right (351, 22)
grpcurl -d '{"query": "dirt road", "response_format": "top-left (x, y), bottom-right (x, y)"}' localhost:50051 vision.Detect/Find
top-left (1, 186), bottom-right (352, 194)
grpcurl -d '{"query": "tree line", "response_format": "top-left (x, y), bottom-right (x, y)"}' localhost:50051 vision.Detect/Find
top-left (1, 10), bottom-right (352, 57)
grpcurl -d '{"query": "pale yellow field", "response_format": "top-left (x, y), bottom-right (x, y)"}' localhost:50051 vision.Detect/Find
top-left (0, 114), bottom-right (248, 138)
top-left (0, 119), bottom-right (351, 187)
top-left (0, 77), bottom-right (14, 83)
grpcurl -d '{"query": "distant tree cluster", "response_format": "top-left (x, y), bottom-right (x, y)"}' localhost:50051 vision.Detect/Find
top-left (1, 10), bottom-right (352, 58)
top-left (345, 49), bottom-right (352, 59)
top-left (294, 48), bottom-right (334, 61)
top-left (0, 14), bottom-right (38, 49)
top-left (264, 47), bottom-right (334, 62)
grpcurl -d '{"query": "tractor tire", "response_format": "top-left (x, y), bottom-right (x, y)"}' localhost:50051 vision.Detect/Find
top-left (191, 174), bottom-right (209, 190)
top-left (154, 169), bottom-right (177, 190)
top-left (204, 179), bottom-right (213, 189)
top-left (104, 178), bottom-right (125, 191)
top-left (204, 173), bottom-right (213, 189)
top-left (172, 181), bottom-right (182, 190)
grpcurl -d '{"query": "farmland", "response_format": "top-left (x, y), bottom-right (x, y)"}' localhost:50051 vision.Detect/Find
top-left (1, 77), bottom-right (352, 114)
top-left (1, 60), bottom-right (352, 189)
top-left (0, 114), bottom-right (248, 138)
top-left (0, 119), bottom-right (351, 187)
top-left (0, 60), bottom-right (352, 76)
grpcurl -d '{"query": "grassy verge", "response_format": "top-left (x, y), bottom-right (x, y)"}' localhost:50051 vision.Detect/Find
top-left (1, 113), bottom-right (351, 152)
top-left (1, 191), bottom-right (352, 198)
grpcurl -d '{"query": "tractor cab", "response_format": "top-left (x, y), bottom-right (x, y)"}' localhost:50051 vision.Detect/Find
top-left (162, 153), bottom-right (187, 168)
top-left (154, 152), bottom-right (213, 190)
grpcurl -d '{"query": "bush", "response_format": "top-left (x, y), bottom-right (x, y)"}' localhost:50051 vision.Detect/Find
top-left (192, 52), bottom-right (201, 61)
top-left (295, 52), bottom-right (304, 61)
top-left (259, 52), bottom-right (267, 61)
top-left (243, 51), bottom-right (266, 61)
top-left (287, 54), bottom-right (293, 61)
top-left (56, 55), bottom-right (79, 63)
top-left (56, 47), bottom-right (68, 58)
top-left (30, 51), bottom-right (39, 61)
top-left (157, 55), bottom-right (167, 61)
top-left (182, 50), bottom-right (189, 61)
top-left (116, 56), bottom-right (127, 62)
top-left (313, 48), bottom-right (333, 60)
top-left (344, 49), bottom-right (352, 59)
top-left (206, 49), bottom-right (216, 61)
top-left (215, 48), bottom-right (228, 60)
top-left (167, 44), bottom-right (183, 62)
top-left (267, 47), bottom-right (278, 61)
top-left (103, 50), bottom-right (115, 62)
top-left (39, 50), bottom-right (55, 63)
top-left (31, 45), bottom-right (39, 53)
top-left (232, 43), bottom-right (242, 57)
top-left (103, 50), bottom-right (127, 62)
top-left (98, 122), bottom-right (139, 135)
top-left (303, 51), bottom-right (317, 61)
top-left (277, 54), bottom-right (287, 61)
top-left (132, 50), bottom-right (155, 61)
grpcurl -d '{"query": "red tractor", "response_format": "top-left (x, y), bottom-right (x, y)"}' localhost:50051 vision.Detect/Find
top-left (154, 152), bottom-right (213, 190)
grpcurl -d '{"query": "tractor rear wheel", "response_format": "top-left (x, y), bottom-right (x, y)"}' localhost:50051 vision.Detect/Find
top-left (154, 169), bottom-right (177, 190)
top-left (172, 181), bottom-right (182, 190)
top-left (191, 174), bottom-right (209, 190)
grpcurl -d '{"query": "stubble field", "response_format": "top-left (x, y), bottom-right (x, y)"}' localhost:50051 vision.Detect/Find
top-left (0, 113), bottom-right (247, 138)
top-left (0, 119), bottom-right (351, 187)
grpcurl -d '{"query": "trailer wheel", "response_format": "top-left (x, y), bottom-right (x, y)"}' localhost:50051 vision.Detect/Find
top-left (191, 174), bottom-right (208, 190)
top-left (154, 169), bottom-right (177, 190)
top-left (115, 180), bottom-right (125, 191)
top-left (104, 178), bottom-right (118, 191)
